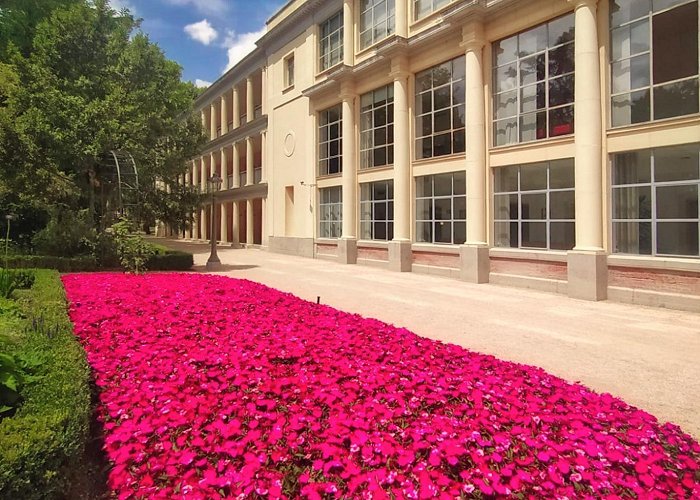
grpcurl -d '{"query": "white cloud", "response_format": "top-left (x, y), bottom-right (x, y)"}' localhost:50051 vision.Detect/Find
top-left (110, 0), bottom-right (136, 14)
top-left (194, 79), bottom-right (212, 88)
top-left (184, 19), bottom-right (219, 46)
top-left (222, 28), bottom-right (266, 73)
top-left (163, 0), bottom-right (228, 16)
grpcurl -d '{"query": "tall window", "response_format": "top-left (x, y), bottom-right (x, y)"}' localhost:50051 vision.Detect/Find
top-left (360, 0), bottom-right (395, 49)
top-left (319, 105), bottom-right (342, 176)
top-left (284, 54), bottom-right (295, 88)
top-left (612, 144), bottom-right (699, 257)
top-left (610, 0), bottom-right (699, 127)
top-left (414, 0), bottom-right (451, 20)
top-left (319, 186), bottom-right (343, 238)
top-left (320, 11), bottom-right (344, 71)
top-left (415, 56), bottom-right (465, 160)
top-left (493, 159), bottom-right (575, 250)
top-left (492, 14), bottom-right (575, 146)
top-left (415, 172), bottom-right (466, 244)
top-left (360, 85), bottom-right (394, 169)
top-left (360, 180), bottom-right (394, 240)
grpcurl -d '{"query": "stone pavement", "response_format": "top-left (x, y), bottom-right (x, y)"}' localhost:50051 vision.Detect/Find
top-left (156, 238), bottom-right (700, 438)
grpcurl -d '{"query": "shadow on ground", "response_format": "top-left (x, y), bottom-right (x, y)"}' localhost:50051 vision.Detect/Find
top-left (192, 264), bottom-right (259, 272)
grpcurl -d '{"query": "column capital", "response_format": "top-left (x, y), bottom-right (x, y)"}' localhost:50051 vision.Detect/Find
top-left (567, 0), bottom-right (598, 8)
top-left (460, 21), bottom-right (485, 52)
top-left (389, 55), bottom-right (410, 79)
top-left (339, 81), bottom-right (356, 100)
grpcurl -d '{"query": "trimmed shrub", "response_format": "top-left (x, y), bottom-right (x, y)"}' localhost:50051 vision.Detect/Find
top-left (3, 256), bottom-right (98, 273)
top-left (0, 270), bottom-right (92, 499)
top-left (145, 247), bottom-right (193, 271)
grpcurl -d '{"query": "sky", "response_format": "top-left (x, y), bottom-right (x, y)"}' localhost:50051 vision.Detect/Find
top-left (109, 0), bottom-right (288, 88)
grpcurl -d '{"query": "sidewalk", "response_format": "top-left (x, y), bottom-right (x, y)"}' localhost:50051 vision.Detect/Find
top-left (158, 238), bottom-right (700, 438)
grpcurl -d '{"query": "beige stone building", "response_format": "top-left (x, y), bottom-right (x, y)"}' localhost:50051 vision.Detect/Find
top-left (173, 0), bottom-right (700, 310)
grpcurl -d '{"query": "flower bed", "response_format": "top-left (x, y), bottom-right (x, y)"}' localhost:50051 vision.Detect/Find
top-left (62, 273), bottom-right (700, 499)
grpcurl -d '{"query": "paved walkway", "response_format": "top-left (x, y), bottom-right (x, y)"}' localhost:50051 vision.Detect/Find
top-left (157, 239), bottom-right (700, 438)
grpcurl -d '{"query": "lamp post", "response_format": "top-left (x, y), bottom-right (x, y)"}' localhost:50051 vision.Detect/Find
top-left (206, 174), bottom-right (223, 270)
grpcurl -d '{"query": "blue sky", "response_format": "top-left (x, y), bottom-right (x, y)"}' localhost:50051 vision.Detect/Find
top-left (110, 0), bottom-right (287, 88)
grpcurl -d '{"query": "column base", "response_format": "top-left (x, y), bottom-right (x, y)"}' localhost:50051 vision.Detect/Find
top-left (338, 238), bottom-right (357, 265)
top-left (459, 244), bottom-right (490, 284)
top-left (567, 250), bottom-right (608, 301)
top-left (388, 240), bottom-right (412, 272)
top-left (205, 258), bottom-right (222, 271)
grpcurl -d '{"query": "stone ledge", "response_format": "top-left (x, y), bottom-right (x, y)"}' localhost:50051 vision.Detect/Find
top-left (357, 258), bottom-right (390, 269)
top-left (607, 287), bottom-right (700, 313)
top-left (490, 273), bottom-right (568, 295)
top-left (412, 264), bottom-right (460, 279)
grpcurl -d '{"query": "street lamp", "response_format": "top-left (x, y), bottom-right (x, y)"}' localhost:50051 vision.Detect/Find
top-left (206, 174), bottom-right (223, 270)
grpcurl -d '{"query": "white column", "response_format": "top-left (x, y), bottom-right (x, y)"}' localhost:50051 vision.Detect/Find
top-left (261, 198), bottom-right (267, 247)
top-left (246, 199), bottom-right (254, 246)
top-left (567, 0), bottom-right (607, 301)
top-left (232, 201), bottom-right (240, 246)
top-left (343, 0), bottom-right (354, 66)
top-left (209, 151), bottom-right (216, 180)
top-left (220, 203), bottom-right (228, 243)
top-left (246, 136), bottom-right (254, 186)
top-left (389, 57), bottom-right (412, 272)
top-left (221, 92), bottom-right (229, 135)
top-left (339, 83), bottom-right (357, 264)
top-left (260, 131), bottom-right (267, 183)
top-left (395, 0), bottom-right (408, 38)
top-left (200, 155), bottom-right (206, 189)
top-left (233, 86), bottom-right (240, 129)
top-left (221, 147), bottom-right (229, 189)
top-left (185, 167), bottom-right (192, 238)
top-left (246, 76), bottom-right (254, 123)
top-left (261, 66), bottom-right (268, 115)
top-left (233, 142), bottom-right (240, 188)
top-left (210, 102), bottom-right (217, 139)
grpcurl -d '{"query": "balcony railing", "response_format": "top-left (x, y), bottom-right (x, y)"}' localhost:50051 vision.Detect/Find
top-left (254, 105), bottom-right (263, 120)
top-left (239, 114), bottom-right (247, 125)
top-left (227, 175), bottom-right (235, 190)
top-left (227, 121), bottom-right (234, 131)
top-left (254, 167), bottom-right (262, 184)
top-left (239, 171), bottom-right (247, 186)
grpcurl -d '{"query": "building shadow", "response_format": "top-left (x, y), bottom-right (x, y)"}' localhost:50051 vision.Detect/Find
top-left (193, 264), bottom-right (259, 272)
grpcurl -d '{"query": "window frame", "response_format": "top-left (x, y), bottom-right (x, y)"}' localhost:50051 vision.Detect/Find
top-left (283, 53), bottom-right (295, 89)
top-left (360, 84), bottom-right (394, 170)
top-left (609, 0), bottom-right (699, 128)
top-left (360, 180), bottom-right (394, 241)
top-left (319, 11), bottom-right (344, 72)
top-left (359, 0), bottom-right (396, 50)
top-left (492, 13), bottom-right (576, 147)
top-left (319, 186), bottom-right (343, 239)
top-left (493, 159), bottom-right (576, 251)
top-left (318, 104), bottom-right (343, 177)
top-left (611, 144), bottom-right (700, 258)
top-left (413, 0), bottom-right (452, 21)
top-left (414, 56), bottom-right (466, 160)
top-left (415, 171), bottom-right (466, 245)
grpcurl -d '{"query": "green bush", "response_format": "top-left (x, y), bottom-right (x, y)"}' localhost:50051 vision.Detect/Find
top-left (145, 245), bottom-right (194, 271)
top-left (0, 270), bottom-right (92, 499)
top-left (110, 219), bottom-right (155, 273)
top-left (0, 269), bottom-right (35, 299)
top-left (32, 208), bottom-right (96, 258)
top-left (3, 256), bottom-right (98, 273)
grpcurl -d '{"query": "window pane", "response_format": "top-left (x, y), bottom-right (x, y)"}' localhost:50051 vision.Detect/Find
top-left (613, 150), bottom-right (652, 184)
top-left (434, 86), bottom-right (451, 109)
top-left (494, 221), bottom-right (519, 248)
top-left (550, 191), bottom-right (575, 219)
top-left (550, 222), bottom-right (575, 250)
top-left (657, 222), bottom-right (699, 255)
top-left (520, 54), bottom-right (546, 86)
top-left (494, 166), bottom-right (518, 192)
top-left (653, 79), bottom-right (699, 120)
top-left (548, 14), bottom-right (575, 46)
top-left (611, 20), bottom-right (650, 60)
top-left (611, 90), bottom-right (651, 126)
top-left (416, 221), bottom-right (431, 242)
top-left (521, 83), bottom-right (546, 113)
top-left (453, 171), bottom-right (466, 195)
top-left (494, 35), bottom-right (518, 66)
top-left (453, 221), bottom-right (466, 244)
top-left (495, 91), bottom-right (517, 119)
top-left (520, 111), bottom-right (547, 142)
top-left (434, 109), bottom-right (451, 132)
top-left (454, 196), bottom-right (466, 219)
top-left (656, 185), bottom-right (699, 219)
top-left (652, 2), bottom-right (698, 84)
top-left (611, 0), bottom-right (651, 27)
top-left (520, 164), bottom-right (547, 190)
top-left (612, 55), bottom-right (650, 93)
top-left (416, 137), bottom-right (432, 159)
top-left (416, 176), bottom-right (432, 197)
top-left (613, 221), bottom-right (653, 254)
top-left (360, 221), bottom-right (372, 239)
top-left (521, 222), bottom-right (547, 248)
top-left (613, 186), bottom-right (652, 218)
top-left (549, 106), bottom-right (574, 137)
top-left (549, 43), bottom-right (574, 76)
top-left (453, 105), bottom-right (466, 129)
top-left (494, 194), bottom-right (518, 219)
top-left (519, 24), bottom-right (547, 56)
top-left (521, 193), bottom-right (547, 219)
top-left (433, 133), bottom-right (451, 156)
top-left (494, 118), bottom-right (517, 146)
top-left (654, 144), bottom-right (700, 182)
top-left (549, 159), bottom-right (575, 188)
top-left (434, 173), bottom-right (453, 196)
top-left (434, 198), bottom-right (452, 220)
top-left (416, 199), bottom-right (432, 220)
top-left (653, 0), bottom-right (692, 11)
top-left (435, 221), bottom-right (452, 243)
top-left (549, 75), bottom-right (574, 107)
top-left (495, 64), bottom-right (518, 92)
top-left (433, 62), bottom-right (451, 87)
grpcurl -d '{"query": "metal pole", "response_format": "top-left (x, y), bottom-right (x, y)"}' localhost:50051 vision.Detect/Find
top-left (206, 183), bottom-right (221, 270)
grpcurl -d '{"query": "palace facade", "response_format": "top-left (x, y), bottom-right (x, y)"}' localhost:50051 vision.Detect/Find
top-left (171, 0), bottom-right (700, 310)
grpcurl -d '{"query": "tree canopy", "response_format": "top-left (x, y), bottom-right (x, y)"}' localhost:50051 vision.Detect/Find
top-left (0, 0), bottom-right (205, 241)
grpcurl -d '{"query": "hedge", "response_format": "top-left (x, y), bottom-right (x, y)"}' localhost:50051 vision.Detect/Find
top-left (3, 256), bottom-right (98, 273)
top-left (145, 246), bottom-right (194, 271)
top-left (0, 270), bottom-right (92, 499)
